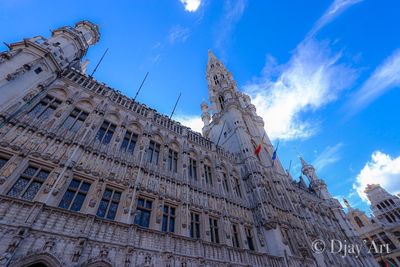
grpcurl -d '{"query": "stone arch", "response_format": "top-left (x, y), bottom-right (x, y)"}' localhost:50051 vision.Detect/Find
top-left (188, 149), bottom-right (198, 160)
top-left (84, 259), bottom-right (113, 267)
top-left (168, 140), bottom-right (180, 152)
top-left (126, 121), bottom-right (143, 134)
top-left (12, 252), bottom-right (62, 267)
top-left (202, 156), bottom-right (212, 165)
top-left (47, 87), bottom-right (69, 101)
top-left (104, 111), bottom-right (121, 125)
top-left (75, 98), bottom-right (95, 112)
top-left (150, 132), bottom-right (164, 144)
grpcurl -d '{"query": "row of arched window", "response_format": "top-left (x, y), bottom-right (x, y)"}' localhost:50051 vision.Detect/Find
top-left (25, 93), bottom-right (244, 198)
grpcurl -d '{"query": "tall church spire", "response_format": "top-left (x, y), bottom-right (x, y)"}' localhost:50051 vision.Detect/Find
top-left (206, 50), bottom-right (237, 114)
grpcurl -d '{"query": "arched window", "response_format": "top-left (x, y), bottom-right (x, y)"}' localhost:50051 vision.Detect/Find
top-left (218, 95), bottom-right (224, 110)
top-left (354, 216), bottom-right (364, 227)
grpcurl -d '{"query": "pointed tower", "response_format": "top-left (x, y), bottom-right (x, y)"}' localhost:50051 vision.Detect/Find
top-left (205, 50), bottom-right (237, 114)
top-left (202, 51), bottom-right (292, 258)
top-left (203, 51), bottom-right (276, 166)
top-left (365, 184), bottom-right (400, 224)
top-left (0, 20), bottom-right (100, 117)
top-left (300, 156), bottom-right (331, 199)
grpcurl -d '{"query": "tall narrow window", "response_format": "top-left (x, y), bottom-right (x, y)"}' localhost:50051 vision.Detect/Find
top-left (61, 108), bottom-right (88, 133)
top-left (96, 188), bottom-right (121, 220)
top-left (96, 121), bottom-right (116, 145)
top-left (245, 227), bottom-right (255, 251)
top-left (120, 130), bottom-right (138, 154)
top-left (354, 216), bottom-right (364, 228)
top-left (189, 158), bottom-right (197, 180)
top-left (28, 95), bottom-right (61, 120)
top-left (58, 179), bottom-right (91, 211)
top-left (146, 141), bottom-right (160, 165)
top-left (134, 197), bottom-right (153, 228)
top-left (162, 205), bottom-right (176, 233)
top-left (168, 149), bottom-right (178, 172)
top-left (218, 95), bottom-right (224, 110)
top-left (209, 217), bottom-right (219, 243)
top-left (234, 177), bottom-right (242, 198)
top-left (213, 75), bottom-right (219, 85)
top-left (7, 165), bottom-right (50, 201)
top-left (190, 212), bottom-right (201, 238)
top-left (204, 165), bottom-right (212, 184)
top-left (0, 157), bottom-right (8, 170)
top-left (232, 224), bottom-right (240, 248)
top-left (222, 173), bottom-right (229, 193)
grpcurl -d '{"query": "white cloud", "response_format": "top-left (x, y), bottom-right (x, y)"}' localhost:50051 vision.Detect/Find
top-left (175, 114), bottom-right (203, 133)
top-left (308, 0), bottom-right (363, 37)
top-left (214, 0), bottom-right (247, 54)
top-left (313, 143), bottom-right (343, 171)
top-left (346, 49), bottom-right (400, 114)
top-left (179, 0), bottom-right (201, 12)
top-left (244, 40), bottom-right (355, 141)
top-left (353, 151), bottom-right (400, 203)
top-left (241, 0), bottom-right (362, 141)
top-left (168, 25), bottom-right (190, 44)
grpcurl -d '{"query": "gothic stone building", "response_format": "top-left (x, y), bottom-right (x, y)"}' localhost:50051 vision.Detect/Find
top-left (346, 184), bottom-right (400, 266)
top-left (0, 21), bottom-right (378, 267)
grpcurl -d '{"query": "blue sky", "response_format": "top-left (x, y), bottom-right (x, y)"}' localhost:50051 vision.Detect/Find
top-left (2, 0), bottom-right (400, 214)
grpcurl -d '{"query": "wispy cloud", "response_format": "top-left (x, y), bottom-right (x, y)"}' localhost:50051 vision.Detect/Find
top-left (146, 25), bottom-right (191, 66)
top-left (353, 151), bottom-right (400, 203)
top-left (313, 143), bottom-right (343, 171)
top-left (179, 0), bottom-right (201, 12)
top-left (345, 49), bottom-right (400, 115)
top-left (308, 0), bottom-right (364, 38)
top-left (168, 25), bottom-right (191, 44)
top-left (214, 0), bottom-right (247, 56)
top-left (175, 114), bottom-right (203, 133)
top-left (242, 0), bottom-right (362, 141)
top-left (244, 40), bottom-right (356, 141)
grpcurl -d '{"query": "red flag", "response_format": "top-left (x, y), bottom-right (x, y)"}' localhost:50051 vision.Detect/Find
top-left (255, 132), bottom-right (266, 156)
top-left (255, 143), bottom-right (262, 155)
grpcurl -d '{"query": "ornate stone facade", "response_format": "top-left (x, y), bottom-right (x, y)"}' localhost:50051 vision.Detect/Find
top-left (346, 184), bottom-right (400, 266)
top-left (0, 21), bottom-right (378, 266)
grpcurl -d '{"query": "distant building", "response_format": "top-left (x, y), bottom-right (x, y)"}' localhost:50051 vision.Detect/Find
top-left (346, 184), bottom-right (400, 266)
top-left (0, 21), bottom-right (378, 266)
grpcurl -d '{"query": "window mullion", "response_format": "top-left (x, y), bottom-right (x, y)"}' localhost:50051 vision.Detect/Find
top-left (20, 175), bottom-right (34, 197)
top-left (68, 188), bottom-right (79, 209)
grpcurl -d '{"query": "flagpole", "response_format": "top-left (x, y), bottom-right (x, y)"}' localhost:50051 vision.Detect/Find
top-left (216, 121), bottom-right (226, 147)
top-left (133, 72), bottom-right (149, 101)
top-left (169, 92), bottom-right (181, 120)
top-left (286, 159), bottom-right (292, 177)
top-left (89, 48), bottom-right (109, 78)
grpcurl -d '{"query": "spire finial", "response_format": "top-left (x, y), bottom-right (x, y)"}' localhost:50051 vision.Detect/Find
top-left (343, 198), bottom-right (352, 209)
top-left (299, 155), bottom-right (307, 167)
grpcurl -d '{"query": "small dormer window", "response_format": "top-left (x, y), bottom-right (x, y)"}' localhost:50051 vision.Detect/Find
top-left (210, 64), bottom-right (214, 68)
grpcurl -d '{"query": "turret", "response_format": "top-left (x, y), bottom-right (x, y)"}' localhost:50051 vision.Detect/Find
top-left (200, 101), bottom-right (211, 135)
top-left (300, 157), bottom-right (331, 199)
top-left (0, 20), bottom-right (100, 115)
